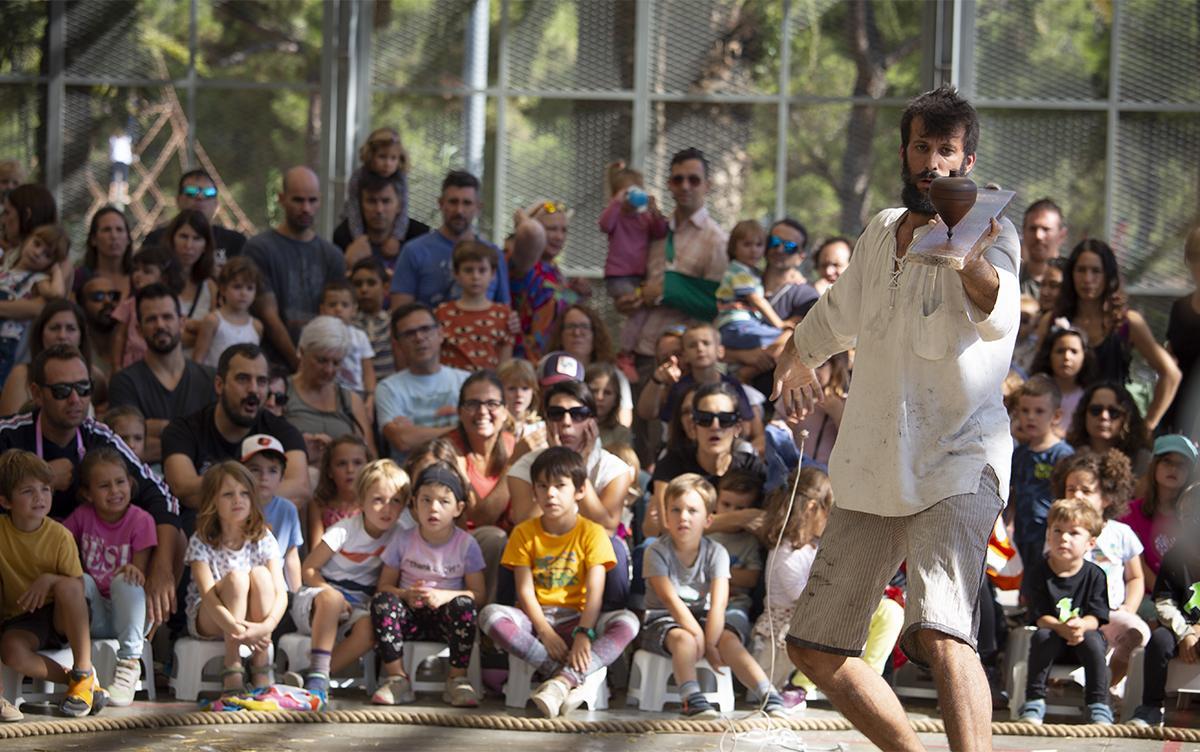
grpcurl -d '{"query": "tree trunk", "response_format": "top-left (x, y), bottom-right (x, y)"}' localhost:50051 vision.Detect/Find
top-left (837, 0), bottom-right (890, 235)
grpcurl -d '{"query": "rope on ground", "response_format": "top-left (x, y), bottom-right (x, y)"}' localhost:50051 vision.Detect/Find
top-left (0, 709), bottom-right (1198, 741)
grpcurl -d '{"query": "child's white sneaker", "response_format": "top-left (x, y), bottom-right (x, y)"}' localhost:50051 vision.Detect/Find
top-left (107, 658), bottom-right (141, 706)
top-left (443, 675), bottom-right (479, 707)
top-left (531, 677), bottom-right (569, 718)
top-left (371, 674), bottom-right (414, 705)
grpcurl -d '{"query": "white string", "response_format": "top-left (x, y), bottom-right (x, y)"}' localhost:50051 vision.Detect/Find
top-left (718, 430), bottom-right (845, 752)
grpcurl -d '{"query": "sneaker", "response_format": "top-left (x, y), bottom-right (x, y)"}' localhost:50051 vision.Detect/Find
top-left (304, 672), bottom-right (330, 709)
top-left (1128, 704), bottom-right (1164, 728)
top-left (1017, 698), bottom-right (1045, 725)
top-left (681, 692), bottom-right (720, 720)
top-left (60, 669), bottom-right (108, 717)
top-left (530, 677), bottom-right (570, 718)
top-left (107, 658), bottom-right (141, 707)
top-left (761, 690), bottom-right (789, 719)
top-left (442, 675), bottom-right (479, 708)
top-left (779, 686), bottom-right (807, 710)
top-left (371, 674), bottom-right (414, 706)
top-left (1087, 701), bottom-right (1113, 725)
top-left (0, 697), bottom-right (22, 723)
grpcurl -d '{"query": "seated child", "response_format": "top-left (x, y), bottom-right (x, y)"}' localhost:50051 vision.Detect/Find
top-left (0, 225), bottom-right (68, 385)
top-left (1129, 482), bottom-right (1200, 728)
top-left (709, 470), bottom-right (765, 616)
top-left (350, 259), bottom-right (395, 382)
top-left (307, 435), bottom-right (370, 548)
top-left (713, 220), bottom-right (789, 356)
top-left (642, 473), bottom-right (788, 719)
top-left (241, 435), bottom-right (304, 593)
top-left (63, 448), bottom-right (157, 707)
top-left (184, 462), bottom-right (288, 694)
top-left (294, 459), bottom-right (406, 706)
top-left (370, 462), bottom-right (485, 707)
top-left (1009, 375), bottom-right (1075, 568)
top-left (479, 447), bottom-right (640, 718)
top-left (1054, 450), bottom-right (1148, 688)
top-left (0, 450), bottom-right (106, 721)
top-left (317, 280), bottom-right (376, 397)
top-left (1017, 498), bottom-right (1112, 725)
top-left (103, 405), bottom-right (148, 465)
top-left (435, 240), bottom-right (515, 371)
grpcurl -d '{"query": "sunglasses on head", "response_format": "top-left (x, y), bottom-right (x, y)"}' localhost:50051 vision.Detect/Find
top-left (669, 174), bottom-right (703, 187)
top-left (692, 409), bottom-right (739, 428)
top-left (181, 185), bottom-right (218, 199)
top-left (767, 235), bottom-right (800, 254)
top-left (45, 380), bottom-right (92, 400)
top-left (86, 290), bottom-right (121, 303)
top-left (546, 405), bottom-right (593, 422)
top-left (1087, 404), bottom-right (1126, 419)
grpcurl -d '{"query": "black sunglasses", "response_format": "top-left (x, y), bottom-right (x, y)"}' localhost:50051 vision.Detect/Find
top-left (45, 380), bottom-right (93, 400)
top-left (669, 174), bottom-right (703, 187)
top-left (546, 405), bottom-right (593, 422)
top-left (692, 409), bottom-right (739, 428)
top-left (86, 290), bottom-right (121, 303)
top-left (1087, 404), bottom-right (1126, 420)
top-left (267, 391), bottom-right (288, 407)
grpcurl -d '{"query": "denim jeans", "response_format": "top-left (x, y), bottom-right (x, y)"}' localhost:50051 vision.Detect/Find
top-left (83, 572), bottom-right (149, 660)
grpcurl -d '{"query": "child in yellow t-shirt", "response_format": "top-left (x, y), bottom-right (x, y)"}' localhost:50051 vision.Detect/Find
top-left (479, 446), bottom-right (639, 718)
top-left (0, 450), bottom-right (106, 721)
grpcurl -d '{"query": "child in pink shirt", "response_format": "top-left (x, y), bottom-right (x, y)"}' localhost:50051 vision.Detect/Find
top-left (62, 447), bottom-right (157, 706)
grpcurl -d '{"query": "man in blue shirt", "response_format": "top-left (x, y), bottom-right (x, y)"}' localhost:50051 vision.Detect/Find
top-left (389, 170), bottom-right (510, 309)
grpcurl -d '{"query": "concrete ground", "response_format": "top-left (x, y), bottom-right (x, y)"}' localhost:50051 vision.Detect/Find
top-left (6, 685), bottom-right (1197, 752)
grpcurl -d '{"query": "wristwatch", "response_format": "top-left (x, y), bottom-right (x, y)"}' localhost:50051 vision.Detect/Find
top-left (571, 625), bottom-right (597, 641)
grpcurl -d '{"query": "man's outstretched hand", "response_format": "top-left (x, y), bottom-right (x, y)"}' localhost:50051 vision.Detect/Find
top-left (770, 345), bottom-right (822, 423)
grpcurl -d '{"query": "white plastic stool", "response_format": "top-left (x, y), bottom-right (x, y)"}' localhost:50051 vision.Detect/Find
top-left (92, 638), bottom-right (156, 701)
top-left (169, 637), bottom-right (274, 701)
top-left (0, 647), bottom-right (72, 706)
top-left (504, 654), bottom-right (608, 711)
top-left (626, 649), bottom-right (736, 713)
top-left (402, 641), bottom-right (482, 695)
top-left (275, 632), bottom-right (377, 692)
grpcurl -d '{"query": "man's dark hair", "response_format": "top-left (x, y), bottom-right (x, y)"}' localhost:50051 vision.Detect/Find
top-left (31, 344), bottom-right (86, 387)
top-left (814, 236), bottom-right (853, 264)
top-left (769, 217), bottom-right (809, 251)
top-left (441, 170), bottom-right (480, 195)
top-left (530, 445), bottom-right (587, 490)
top-left (390, 302), bottom-right (436, 339)
top-left (1023, 198), bottom-right (1065, 225)
top-left (359, 170), bottom-right (398, 199)
top-left (670, 148), bottom-right (710, 178)
top-left (900, 86), bottom-right (980, 159)
top-left (178, 168), bottom-right (214, 194)
top-left (218, 343), bottom-right (265, 379)
top-left (135, 282), bottom-right (182, 323)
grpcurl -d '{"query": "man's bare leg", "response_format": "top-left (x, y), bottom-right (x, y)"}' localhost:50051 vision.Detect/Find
top-left (917, 630), bottom-right (992, 752)
top-left (788, 644), bottom-right (924, 752)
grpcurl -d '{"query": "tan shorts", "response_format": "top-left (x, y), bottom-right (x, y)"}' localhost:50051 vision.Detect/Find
top-left (786, 466), bottom-right (1003, 667)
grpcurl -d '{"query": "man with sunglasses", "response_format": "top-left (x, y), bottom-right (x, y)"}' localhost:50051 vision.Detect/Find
top-left (633, 148), bottom-right (728, 368)
top-left (0, 344), bottom-right (182, 626)
top-left (375, 303), bottom-right (470, 461)
top-left (79, 275), bottom-right (121, 377)
top-left (108, 285), bottom-right (217, 464)
top-left (773, 86), bottom-right (1020, 752)
top-left (144, 169), bottom-right (246, 268)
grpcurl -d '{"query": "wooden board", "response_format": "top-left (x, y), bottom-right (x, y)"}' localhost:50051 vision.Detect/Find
top-left (908, 188), bottom-right (1016, 269)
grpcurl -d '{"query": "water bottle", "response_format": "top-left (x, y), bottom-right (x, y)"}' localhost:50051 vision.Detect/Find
top-left (626, 187), bottom-right (648, 212)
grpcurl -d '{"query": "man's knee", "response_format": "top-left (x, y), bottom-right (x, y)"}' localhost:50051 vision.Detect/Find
top-left (787, 642), bottom-right (840, 680)
top-left (914, 628), bottom-right (973, 664)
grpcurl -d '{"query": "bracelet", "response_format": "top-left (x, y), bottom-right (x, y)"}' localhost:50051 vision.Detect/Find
top-left (571, 625), bottom-right (597, 641)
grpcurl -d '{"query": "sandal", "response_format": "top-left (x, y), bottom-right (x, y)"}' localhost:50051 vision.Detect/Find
top-left (220, 665), bottom-right (246, 696)
top-left (248, 663), bottom-right (274, 689)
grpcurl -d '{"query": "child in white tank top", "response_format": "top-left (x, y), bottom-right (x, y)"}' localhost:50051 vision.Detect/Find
top-left (192, 256), bottom-right (263, 368)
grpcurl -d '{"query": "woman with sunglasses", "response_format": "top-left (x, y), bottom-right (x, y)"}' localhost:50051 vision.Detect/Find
top-left (643, 381), bottom-right (765, 539)
top-left (506, 379), bottom-right (634, 609)
top-left (448, 370), bottom-right (516, 529)
top-left (71, 207), bottom-right (133, 305)
top-left (1035, 239), bottom-right (1180, 432)
top-left (0, 299), bottom-right (106, 418)
top-left (283, 316), bottom-right (376, 467)
top-left (507, 200), bottom-right (584, 361)
top-left (1067, 382), bottom-right (1152, 474)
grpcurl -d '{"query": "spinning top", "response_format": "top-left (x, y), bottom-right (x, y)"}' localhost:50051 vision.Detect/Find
top-left (930, 176), bottom-right (978, 240)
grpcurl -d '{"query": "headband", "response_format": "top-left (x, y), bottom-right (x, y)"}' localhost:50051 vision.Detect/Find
top-left (415, 463), bottom-right (466, 503)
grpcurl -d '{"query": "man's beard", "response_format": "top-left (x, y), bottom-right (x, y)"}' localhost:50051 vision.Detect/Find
top-left (900, 155), bottom-right (939, 215)
top-left (146, 330), bottom-right (181, 355)
top-left (221, 390), bottom-right (259, 428)
top-left (90, 314), bottom-right (117, 334)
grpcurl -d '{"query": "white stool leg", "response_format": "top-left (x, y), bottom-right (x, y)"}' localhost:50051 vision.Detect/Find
top-left (504, 655), bottom-right (537, 709)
